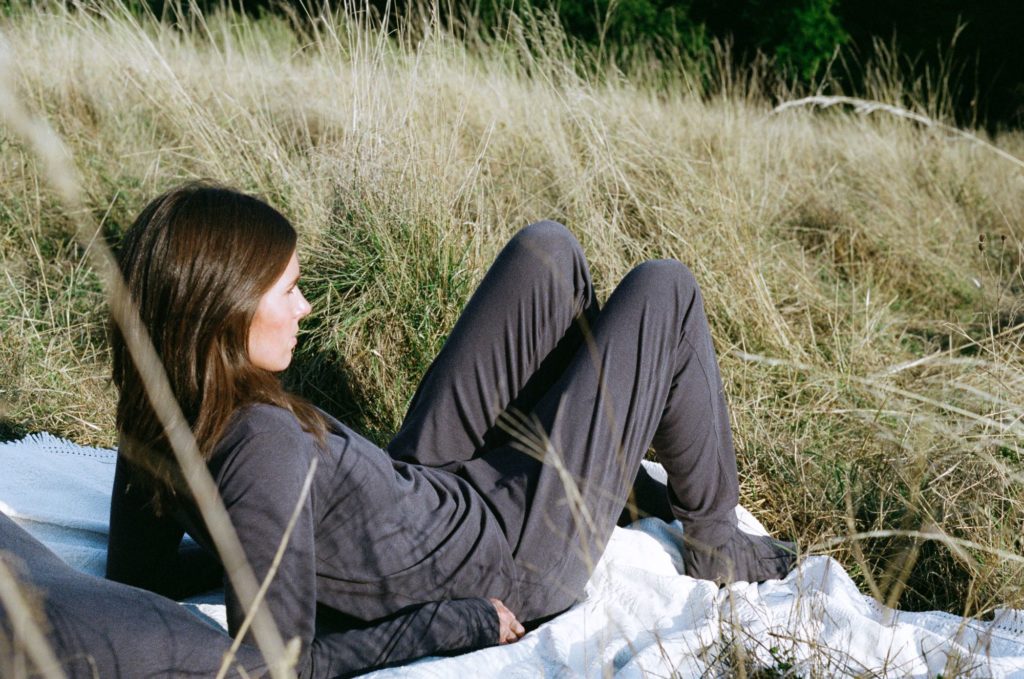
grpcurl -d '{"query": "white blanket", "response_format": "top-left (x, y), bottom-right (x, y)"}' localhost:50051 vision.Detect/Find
top-left (3, 432), bottom-right (1024, 677)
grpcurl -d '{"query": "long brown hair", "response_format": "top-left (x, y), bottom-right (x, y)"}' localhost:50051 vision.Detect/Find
top-left (111, 181), bottom-right (325, 508)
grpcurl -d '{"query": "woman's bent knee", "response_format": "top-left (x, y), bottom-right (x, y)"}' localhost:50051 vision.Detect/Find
top-left (512, 221), bottom-right (584, 262)
top-left (623, 259), bottom-right (700, 302)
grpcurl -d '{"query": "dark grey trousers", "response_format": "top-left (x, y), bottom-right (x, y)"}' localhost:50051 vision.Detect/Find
top-left (387, 221), bottom-right (739, 621)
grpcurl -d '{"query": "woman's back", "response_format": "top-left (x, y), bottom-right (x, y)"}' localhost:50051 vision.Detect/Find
top-left (203, 404), bottom-right (519, 619)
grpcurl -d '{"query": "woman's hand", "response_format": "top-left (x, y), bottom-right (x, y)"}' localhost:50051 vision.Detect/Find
top-left (489, 598), bottom-right (526, 644)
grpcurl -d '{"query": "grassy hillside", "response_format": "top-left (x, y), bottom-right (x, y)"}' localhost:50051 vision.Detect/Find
top-left (1, 0), bottom-right (1022, 626)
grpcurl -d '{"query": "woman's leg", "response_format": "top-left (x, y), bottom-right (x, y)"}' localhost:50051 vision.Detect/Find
top-left (502, 260), bottom-right (793, 620)
top-left (0, 512), bottom-right (265, 678)
top-left (388, 221), bottom-right (678, 547)
top-left (387, 221), bottom-right (598, 465)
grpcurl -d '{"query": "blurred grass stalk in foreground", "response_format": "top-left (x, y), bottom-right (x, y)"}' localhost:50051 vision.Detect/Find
top-left (0, 0), bottom-right (1021, 667)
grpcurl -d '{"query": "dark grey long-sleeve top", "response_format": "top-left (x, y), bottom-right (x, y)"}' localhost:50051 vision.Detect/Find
top-left (107, 404), bottom-right (515, 678)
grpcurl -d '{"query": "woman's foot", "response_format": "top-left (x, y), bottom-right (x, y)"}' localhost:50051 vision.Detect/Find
top-left (683, 529), bottom-right (796, 585)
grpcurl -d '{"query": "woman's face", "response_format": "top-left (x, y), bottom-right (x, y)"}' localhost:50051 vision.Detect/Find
top-left (247, 251), bottom-right (311, 372)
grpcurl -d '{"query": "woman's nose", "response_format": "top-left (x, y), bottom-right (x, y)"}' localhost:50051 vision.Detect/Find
top-left (296, 290), bottom-right (312, 318)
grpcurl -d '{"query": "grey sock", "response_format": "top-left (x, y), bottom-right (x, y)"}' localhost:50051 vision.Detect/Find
top-left (683, 530), bottom-right (797, 585)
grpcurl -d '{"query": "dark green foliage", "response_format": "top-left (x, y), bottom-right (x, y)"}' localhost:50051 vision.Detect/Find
top-left (838, 0), bottom-right (1024, 129)
top-left (691, 0), bottom-right (848, 80)
top-left (479, 0), bottom-right (703, 52)
top-left (475, 0), bottom-right (846, 81)
top-left (768, 0), bottom-right (848, 80)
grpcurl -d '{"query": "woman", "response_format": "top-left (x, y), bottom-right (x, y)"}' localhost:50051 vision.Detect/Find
top-left (106, 182), bottom-right (795, 678)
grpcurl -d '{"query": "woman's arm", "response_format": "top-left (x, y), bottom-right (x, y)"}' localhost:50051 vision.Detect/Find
top-left (303, 597), bottom-right (497, 678)
top-left (216, 428), bottom-right (501, 678)
top-left (106, 454), bottom-right (222, 598)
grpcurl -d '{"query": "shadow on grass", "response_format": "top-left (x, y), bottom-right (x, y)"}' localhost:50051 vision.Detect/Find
top-left (0, 418), bottom-right (29, 443)
top-left (283, 347), bottom-right (394, 446)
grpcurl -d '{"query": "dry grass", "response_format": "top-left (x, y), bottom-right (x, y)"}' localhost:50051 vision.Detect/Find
top-left (1, 0), bottom-right (1023, 671)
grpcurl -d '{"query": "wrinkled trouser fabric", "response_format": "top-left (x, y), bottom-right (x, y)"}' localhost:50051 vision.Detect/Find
top-left (387, 221), bottom-right (740, 621)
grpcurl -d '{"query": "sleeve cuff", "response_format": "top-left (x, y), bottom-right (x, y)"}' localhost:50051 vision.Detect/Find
top-left (458, 597), bottom-right (499, 648)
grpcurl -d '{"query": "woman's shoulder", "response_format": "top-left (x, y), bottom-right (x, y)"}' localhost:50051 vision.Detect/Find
top-left (229, 402), bottom-right (307, 434)
top-left (213, 403), bottom-right (315, 465)
top-left (229, 402), bottom-right (342, 435)
top-left (209, 404), bottom-right (323, 513)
